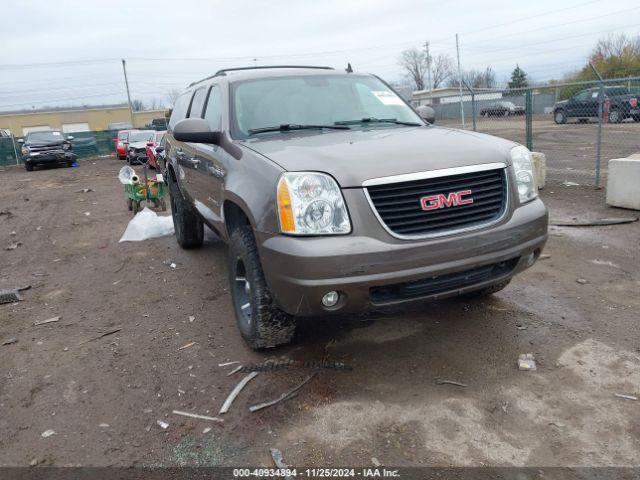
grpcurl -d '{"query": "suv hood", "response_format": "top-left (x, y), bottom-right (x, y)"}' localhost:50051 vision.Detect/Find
top-left (242, 126), bottom-right (516, 187)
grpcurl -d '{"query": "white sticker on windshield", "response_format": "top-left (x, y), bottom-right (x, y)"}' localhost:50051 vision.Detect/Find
top-left (52, 131), bottom-right (61, 136)
top-left (372, 90), bottom-right (404, 106)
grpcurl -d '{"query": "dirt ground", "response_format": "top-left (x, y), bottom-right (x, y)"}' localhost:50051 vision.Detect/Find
top-left (1, 154), bottom-right (639, 468)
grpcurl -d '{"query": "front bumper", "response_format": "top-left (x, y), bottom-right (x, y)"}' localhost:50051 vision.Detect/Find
top-left (128, 152), bottom-right (149, 164)
top-left (257, 197), bottom-right (548, 316)
top-left (23, 152), bottom-right (76, 164)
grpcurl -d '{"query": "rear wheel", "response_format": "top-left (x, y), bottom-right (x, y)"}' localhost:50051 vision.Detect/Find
top-left (168, 172), bottom-right (203, 249)
top-left (554, 110), bottom-right (567, 124)
top-left (228, 226), bottom-right (296, 349)
top-left (609, 108), bottom-right (622, 123)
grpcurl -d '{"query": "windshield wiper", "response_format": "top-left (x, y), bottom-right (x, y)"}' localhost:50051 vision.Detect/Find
top-left (334, 117), bottom-right (422, 126)
top-left (248, 124), bottom-right (350, 134)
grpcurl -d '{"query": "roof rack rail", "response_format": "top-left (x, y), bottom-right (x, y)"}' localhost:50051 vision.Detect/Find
top-left (188, 65), bottom-right (334, 87)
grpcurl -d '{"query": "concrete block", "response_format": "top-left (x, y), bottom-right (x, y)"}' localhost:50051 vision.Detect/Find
top-left (606, 157), bottom-right (640, 211)
top-left (531, 151), bottom-right (546, 190)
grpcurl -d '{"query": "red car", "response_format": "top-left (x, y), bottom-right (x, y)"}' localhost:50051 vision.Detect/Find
top-left (115, 130), bottom-right (132, 160)
top-left (146, 130), bottom-right (166, 170)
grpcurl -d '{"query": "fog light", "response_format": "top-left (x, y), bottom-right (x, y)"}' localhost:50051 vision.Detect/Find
top-left (322, 291), bottom-right (340, 307)
top-left (526, 252), bottom-right (536, 267)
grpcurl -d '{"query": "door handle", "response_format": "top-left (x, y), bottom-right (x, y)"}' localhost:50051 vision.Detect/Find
top-left (208, 165), bottom-right (226, 178)
top-left (186, 157), bottom-right (200, 166)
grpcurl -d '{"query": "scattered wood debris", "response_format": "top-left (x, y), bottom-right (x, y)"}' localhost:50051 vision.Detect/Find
top-left (172, 410), bottom-right (224, 422)
top-left (34, 316), bottom-right (60, 326)
top-left (614, 393), bottom-right (638, 401)
top-left (434, 379), bottom-right (468, 388)
top-left (177, 341), bottom-right (195, 351)
top-left (219, 372), bottom-right (259, 414)
top-left (218, 361), bottom-right (240, 367)
top-left (250, 374), bottom-right (317, 413)
top-left (78, 327), bottom-right (122, 345)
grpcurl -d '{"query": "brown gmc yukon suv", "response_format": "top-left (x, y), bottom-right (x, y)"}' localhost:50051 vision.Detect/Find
top-left (162, 66), bottom-right (548, 349)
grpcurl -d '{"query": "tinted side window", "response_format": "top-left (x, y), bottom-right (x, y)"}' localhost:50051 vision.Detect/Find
top-left (189, 88), bottom-right (207, 118)
top-left (203, 85), bottom-right (222, 131)
top-left (169, 93), bottom-right (191, 129)
top-left (573, 91), bottom-right (590, 102)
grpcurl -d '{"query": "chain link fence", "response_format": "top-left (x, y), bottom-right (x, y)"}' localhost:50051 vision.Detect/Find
top-left (420, 76), bottom-right (640, 187)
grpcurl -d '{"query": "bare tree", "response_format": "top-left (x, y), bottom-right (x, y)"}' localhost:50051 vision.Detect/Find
top-left (431, 54), bottom-right (454, 89)
top-left (449, 66), bottom-right (496, 89)
top-left (166, 88), bottom-right (182, 107)
top-left (398, 48), bottom-right (428, 91)
top-left (131, 99), bottom-right (145, 112)
top-left (591, 34), bottom-right (640, 60)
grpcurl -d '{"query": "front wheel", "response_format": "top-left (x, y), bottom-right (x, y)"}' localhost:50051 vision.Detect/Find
top-left (228, 226), bottom-right (296, 349)
top-left (168, 173), bottom-right (203, 249)
top-left (554, 110), bottom-right (567, 124)
top-left (24, 162), bottom-right (34, 171)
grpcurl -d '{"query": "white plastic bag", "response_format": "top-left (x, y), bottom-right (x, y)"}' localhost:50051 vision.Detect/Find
top-left (118, 165), bottom-right (139, 185)
top-left (119, 207), bottom-right (174, 242)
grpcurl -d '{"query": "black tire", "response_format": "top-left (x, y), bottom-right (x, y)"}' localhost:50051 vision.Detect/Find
top-left (24, 162), bottom-right (34, 172)
top-left (168, 173), bottom-right (203, 249)
top-left (608, 108), bottom-right (622, 124)
top-left (554, 110), bottom-right (567, 124)
top-left (465, 279), bottom-right (511, 298)
top-left (228, 226), bottom-right (296, 349)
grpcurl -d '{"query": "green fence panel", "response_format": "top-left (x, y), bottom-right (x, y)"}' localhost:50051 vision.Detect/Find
top-left (0, 137), bottom-right (18, 167)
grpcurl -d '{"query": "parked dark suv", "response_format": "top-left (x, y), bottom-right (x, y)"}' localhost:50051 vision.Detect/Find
top-left (19, 130), bottom-right (77, 171)
top-left (163, 66), bottom-right (548, 349)
top-left (553, 86), bottom-right (640, 124)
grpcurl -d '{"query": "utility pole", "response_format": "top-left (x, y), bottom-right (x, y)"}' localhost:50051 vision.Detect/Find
top-left (455, 34), bottom-right (465, 128)
top-left (423, 41), bottom-right (433, 103)
top-left (121, 59), bottom-right (135, 127)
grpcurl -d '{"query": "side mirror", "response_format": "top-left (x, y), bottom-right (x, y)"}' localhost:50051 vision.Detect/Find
top-left (66, 135), bottom-right (74, 141)
top-left (146, 142), bottom-right (154, 147)
top-left (18, 139), bottom-right (24, 144)
top-left (155, 146), bottom-right (165, 154)
top-left (173, 118), bottom-right (221, 144)
top-left (417, 106), bottom-right (435, 124)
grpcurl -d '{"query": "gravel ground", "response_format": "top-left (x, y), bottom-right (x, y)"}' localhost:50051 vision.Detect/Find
top-left (0, 155), bottom-right (639, 468)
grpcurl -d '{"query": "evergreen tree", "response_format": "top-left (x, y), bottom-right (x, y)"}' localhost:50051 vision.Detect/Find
top-left (508, 65), bottom-right (528, 89)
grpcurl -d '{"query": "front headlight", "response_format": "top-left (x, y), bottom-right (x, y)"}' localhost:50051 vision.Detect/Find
top-left (511, 145), bottom-right (537, 203)
top-left (21, 146), bottom-right (29, 155)
top-left (277, 172), bottom-right (351, 235)
top-left (62, 143), bottom-right (70, 150)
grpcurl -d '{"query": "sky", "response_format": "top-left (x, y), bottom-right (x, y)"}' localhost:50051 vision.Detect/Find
top-left (1, 0), bottom-right (639, 112)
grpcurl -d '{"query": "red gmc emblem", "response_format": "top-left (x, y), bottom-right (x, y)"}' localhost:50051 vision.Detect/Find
top-left (421, 190), bottom-right (474, 211)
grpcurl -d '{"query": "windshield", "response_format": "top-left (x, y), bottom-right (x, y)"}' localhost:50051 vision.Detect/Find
top-left (231, 74), bottom-right (422, 138)
top-left (27, 131), bottom-right (64, 142)
top-left (128, 130), bottom-right (155, 143)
